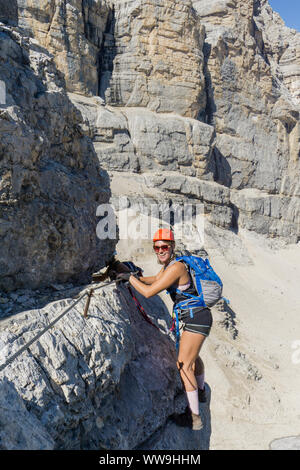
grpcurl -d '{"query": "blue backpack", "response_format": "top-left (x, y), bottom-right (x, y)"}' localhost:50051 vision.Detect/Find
top-left (168, 255), bottom-right (227, 350)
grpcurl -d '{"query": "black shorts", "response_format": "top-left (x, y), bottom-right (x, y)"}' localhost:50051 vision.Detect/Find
top-left (180, 307), bottom-right (213, 337)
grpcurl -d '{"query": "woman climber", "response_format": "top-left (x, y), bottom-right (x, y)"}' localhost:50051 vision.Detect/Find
top-left (116, 228), bottom-right (213, 431)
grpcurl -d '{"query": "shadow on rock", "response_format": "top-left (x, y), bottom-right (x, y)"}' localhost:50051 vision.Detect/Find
top-left (0, 0), bottom-right (18, 26)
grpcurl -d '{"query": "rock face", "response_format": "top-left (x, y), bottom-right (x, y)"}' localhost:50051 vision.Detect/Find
top-left (270, 436), bottom-right (300, 450)
top-left (0, 377), bottom-right (54, 449)
top-left (192, 0), bottom-right (300, 241)
top-left (16, 0), bottom-right (207, 117)
top-left (255, 0), bottom-right (300, 106)
top-left (0, 24), bottom-right (115, 291)
top-left (0, 283), bottom-right (209, 450)
top-left (0, 0), bottom-right (18, 26)
top-left (194, 0), bottom-right (291, 190)
top-left (17, 0), bottom-right (111, 96)
top-left (9, 0), bottom-right (300, 243)
top-left (100, 0), bottom-right (206, 118)
top-left (69, 95), bottom-right (216, 177)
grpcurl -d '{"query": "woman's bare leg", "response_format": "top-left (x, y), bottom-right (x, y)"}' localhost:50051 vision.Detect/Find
top-left (176, 331), bottom-right (206, 392)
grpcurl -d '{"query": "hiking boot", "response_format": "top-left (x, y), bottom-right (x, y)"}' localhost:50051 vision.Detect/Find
top-left (198, 386), bottom-right (207, 403)
top-left (171, 407), bottom-right (203, 431)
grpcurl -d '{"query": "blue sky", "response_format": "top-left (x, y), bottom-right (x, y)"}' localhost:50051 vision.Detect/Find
top-left (268, 0), bottom-right (300, 32)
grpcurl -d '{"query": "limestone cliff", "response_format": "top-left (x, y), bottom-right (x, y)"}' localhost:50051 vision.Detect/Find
top-left (1, 0), bottom-right (299, 256)
top-left (0, 16), bottom-right (115, 292)
top-left (193, 0), bottom-right (300, 240)
top-left (12, 0), bottom-right (299, 243)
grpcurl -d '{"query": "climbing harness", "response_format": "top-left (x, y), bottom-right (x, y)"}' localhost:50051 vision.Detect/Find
top-left (167, 255), bottom-right (228, 351)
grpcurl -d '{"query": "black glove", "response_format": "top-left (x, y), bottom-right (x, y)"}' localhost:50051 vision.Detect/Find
top-left (122, 262), bottom-right (143, 277)
top-left (116, 272), bottom-right (140, 284)
top-left (116, 272), bottom-right (132, 283)
top-left (107, 268), bottom-right (117, 281)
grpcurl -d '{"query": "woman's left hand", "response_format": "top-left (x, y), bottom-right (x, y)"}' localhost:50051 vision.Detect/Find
top-left (116, 272), bottom-right (132, 283)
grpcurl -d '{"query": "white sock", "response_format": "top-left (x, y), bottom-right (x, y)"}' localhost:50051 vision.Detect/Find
top-left (185, 389), bottom-right (199, 415)
top-left (196, 373), bottom-right (205, 390)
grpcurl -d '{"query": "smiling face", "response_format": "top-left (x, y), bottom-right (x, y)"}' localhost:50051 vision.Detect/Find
top-left (153, 241), bottom-right (174, 265)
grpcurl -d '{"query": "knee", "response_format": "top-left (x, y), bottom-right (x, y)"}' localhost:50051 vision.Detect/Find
top-left (177, 359), bottom-right (194, 373)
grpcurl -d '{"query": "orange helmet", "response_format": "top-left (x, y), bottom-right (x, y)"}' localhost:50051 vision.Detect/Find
top-left (153, 228), bottom-right (175, 242)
